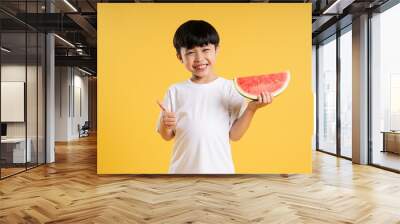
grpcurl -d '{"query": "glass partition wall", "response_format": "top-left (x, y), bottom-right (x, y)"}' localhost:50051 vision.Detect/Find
top-left (316, 26), bottom-right (352, 159)
top-left (0, 2), bottom-right (46, 179)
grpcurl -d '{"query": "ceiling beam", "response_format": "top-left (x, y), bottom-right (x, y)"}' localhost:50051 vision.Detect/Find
top-left (67, 13), bottom-right (97, 39)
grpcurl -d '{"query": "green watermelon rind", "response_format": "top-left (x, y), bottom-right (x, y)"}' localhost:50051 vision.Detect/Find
top-left (233, 71), bottom-right (291, 100)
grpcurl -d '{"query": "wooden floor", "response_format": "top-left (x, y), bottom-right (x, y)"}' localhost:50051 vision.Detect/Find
top-left (1, 135), bottom-right (400, 223)
top-left (373, 150), bottom-right (400, 171)
top-left (0, 167), bottom-right (26, 178)
top-left (1, 163), bottom-right (45, 178)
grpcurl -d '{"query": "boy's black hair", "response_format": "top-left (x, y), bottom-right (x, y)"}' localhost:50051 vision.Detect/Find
top-left (173, 20), bottom-right (219, 55)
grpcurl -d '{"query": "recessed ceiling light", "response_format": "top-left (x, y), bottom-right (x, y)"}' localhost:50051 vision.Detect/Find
top-left (77, 67), bottom-right (93, 76)
top-left (322, 0), bottom-right (354, 15)
top-left (63, 0), bottom-right (78, 12)
top-left (54, 34), bottom-right (75, 48)
top-left (1, 47), bottom-right (11, 53)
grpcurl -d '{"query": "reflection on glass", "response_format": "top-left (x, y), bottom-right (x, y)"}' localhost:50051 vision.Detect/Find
top-left (1, 32), bottom-right (27, 177)
top-left (371, 3), bottom-right (400, 171)
top-left (0, 1), bottom-right (46, 179)
top-left (340, 29), bottom-right (352, 158)
top-left (318, 37), bottom-right (337, 154)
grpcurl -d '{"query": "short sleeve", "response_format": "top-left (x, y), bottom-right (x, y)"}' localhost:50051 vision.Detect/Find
top-left (156, 87), bottom-right (174, 132)
top-left (228, 81), bottom-right (248, 128)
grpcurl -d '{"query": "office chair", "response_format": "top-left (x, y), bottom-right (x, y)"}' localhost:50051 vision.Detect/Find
top-left (79, 121), bottom-right (90, 138)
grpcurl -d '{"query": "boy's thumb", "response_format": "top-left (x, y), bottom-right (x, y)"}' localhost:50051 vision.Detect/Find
top-left (157, 100), bottom-right (168, 112)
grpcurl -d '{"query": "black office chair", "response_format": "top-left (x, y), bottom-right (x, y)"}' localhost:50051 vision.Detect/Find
top-left (79, 121), bottom-right (90, 138)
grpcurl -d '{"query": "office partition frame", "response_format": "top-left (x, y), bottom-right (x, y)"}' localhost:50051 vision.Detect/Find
top-left (0, 0), bottom-right (47, 180)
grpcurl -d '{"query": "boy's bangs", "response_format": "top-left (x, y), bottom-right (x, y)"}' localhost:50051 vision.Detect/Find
top-left (183, 32), bottom-right (218, 50)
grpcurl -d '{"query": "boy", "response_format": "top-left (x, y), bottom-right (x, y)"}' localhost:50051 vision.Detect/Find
top-left (157, 20), bottom-right (272, 174)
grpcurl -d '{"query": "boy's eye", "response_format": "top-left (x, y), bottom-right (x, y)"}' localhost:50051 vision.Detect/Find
top-left (203, 49), bottom-right (210, 52)
top-left (186, 52), bottom-right (194, 55)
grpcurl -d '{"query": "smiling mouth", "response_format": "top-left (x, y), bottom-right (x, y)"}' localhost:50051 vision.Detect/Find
top-left (193, 64), bottom-right (208, 70)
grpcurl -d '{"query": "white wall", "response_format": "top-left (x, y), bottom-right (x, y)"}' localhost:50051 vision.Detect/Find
top-left (55, 67), bottom-right (70, 141)
top-left (55, 67), bottom-right (89, 141)
top-left (1, 65), bottom-right (26, 133)
top-left (72, 73), bottom-right (89, 138)
top-left (1, 65), bottom-right (39, 137)
top-left (1, 82), bottom-right (24, 122)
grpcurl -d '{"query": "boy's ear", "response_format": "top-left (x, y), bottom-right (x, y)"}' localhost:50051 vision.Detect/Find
top-left (176, 53), bottom-right (183, 63)
top-left (215, 46), bottom-right (220, 55)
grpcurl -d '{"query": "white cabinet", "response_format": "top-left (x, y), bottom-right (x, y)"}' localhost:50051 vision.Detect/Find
top-left (1, 82), bottom-right (25, 122)
top-left (1, 138), bottom-right (32, 163)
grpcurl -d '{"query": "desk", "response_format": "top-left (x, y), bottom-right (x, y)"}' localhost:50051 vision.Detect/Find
top-left (381, 131), bottom-right (400, 154)
top-left (1, 138), bottom-right (31, 163)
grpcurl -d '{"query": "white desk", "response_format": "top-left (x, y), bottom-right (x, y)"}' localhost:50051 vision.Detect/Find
top-left (1, 138), bottom-right (31, 163)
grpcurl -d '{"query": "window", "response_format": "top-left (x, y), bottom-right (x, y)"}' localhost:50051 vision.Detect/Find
top-left (371, 2), bottom-right (400, 171)
top-left (318, 36), bottom-right (337, 154)
top-left (339, 28), bottom-right (352, 158)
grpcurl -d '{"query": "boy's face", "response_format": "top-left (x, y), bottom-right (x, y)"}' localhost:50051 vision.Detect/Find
top-left (177, 43), bottom-right (218, 78)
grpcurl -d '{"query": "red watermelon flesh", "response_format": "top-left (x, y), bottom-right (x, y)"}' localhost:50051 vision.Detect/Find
top-left (234, 71), bottom-right (290, 100)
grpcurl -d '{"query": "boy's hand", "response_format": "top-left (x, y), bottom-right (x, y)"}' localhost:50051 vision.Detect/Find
top-left (157, 100), bottom-right (177, 131)
top-left (247, 91), bottom-right (273, 112)
top-left (157, 100), bottom-right (176, 140)
top-left (162, 111), bottom-right (177, 131)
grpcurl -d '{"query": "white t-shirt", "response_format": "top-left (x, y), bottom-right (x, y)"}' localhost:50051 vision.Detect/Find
top-left (157, 77), bottom-right (247, 174)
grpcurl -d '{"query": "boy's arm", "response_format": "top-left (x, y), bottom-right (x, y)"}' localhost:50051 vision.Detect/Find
top-left (229, 108), bottom-right (256, 141)
top-left (229, 91), bottom-right (272, 141)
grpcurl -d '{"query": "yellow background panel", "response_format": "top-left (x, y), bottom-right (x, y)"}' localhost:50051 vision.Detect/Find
top-left (98, 3), bottom-right (313, 174)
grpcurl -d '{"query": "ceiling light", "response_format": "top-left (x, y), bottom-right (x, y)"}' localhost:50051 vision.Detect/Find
top-left (54, 34), bottom-right (75, 48)
top-left (63, 0), bottom-right (78, 12)
top-left (322, 0), bottom-right (354, 15)
top-left (77, 67), bottom-right (93, 76)
top-left (76, 49), bottom-right (85, 55)
top-left (1, 47), bottom-right (11, 53)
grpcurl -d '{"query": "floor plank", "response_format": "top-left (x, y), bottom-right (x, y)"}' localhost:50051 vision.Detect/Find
top-left (1, 134), bottom-right (400, 223)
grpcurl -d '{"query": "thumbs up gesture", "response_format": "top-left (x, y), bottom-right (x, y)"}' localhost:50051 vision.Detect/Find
top-left (162, 111), bottom-right (176, 131)
top-left (157, 101), bottom-right (176, 131)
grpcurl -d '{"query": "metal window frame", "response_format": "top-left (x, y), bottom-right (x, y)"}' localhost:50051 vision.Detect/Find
top-left (316, 0), bottom-right (400, 173)
top-left (315, 24), bottom-right (353, 162)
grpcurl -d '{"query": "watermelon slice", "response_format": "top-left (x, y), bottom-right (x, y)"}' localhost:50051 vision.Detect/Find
top-left (233, 71), bottom-right (290, 100)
